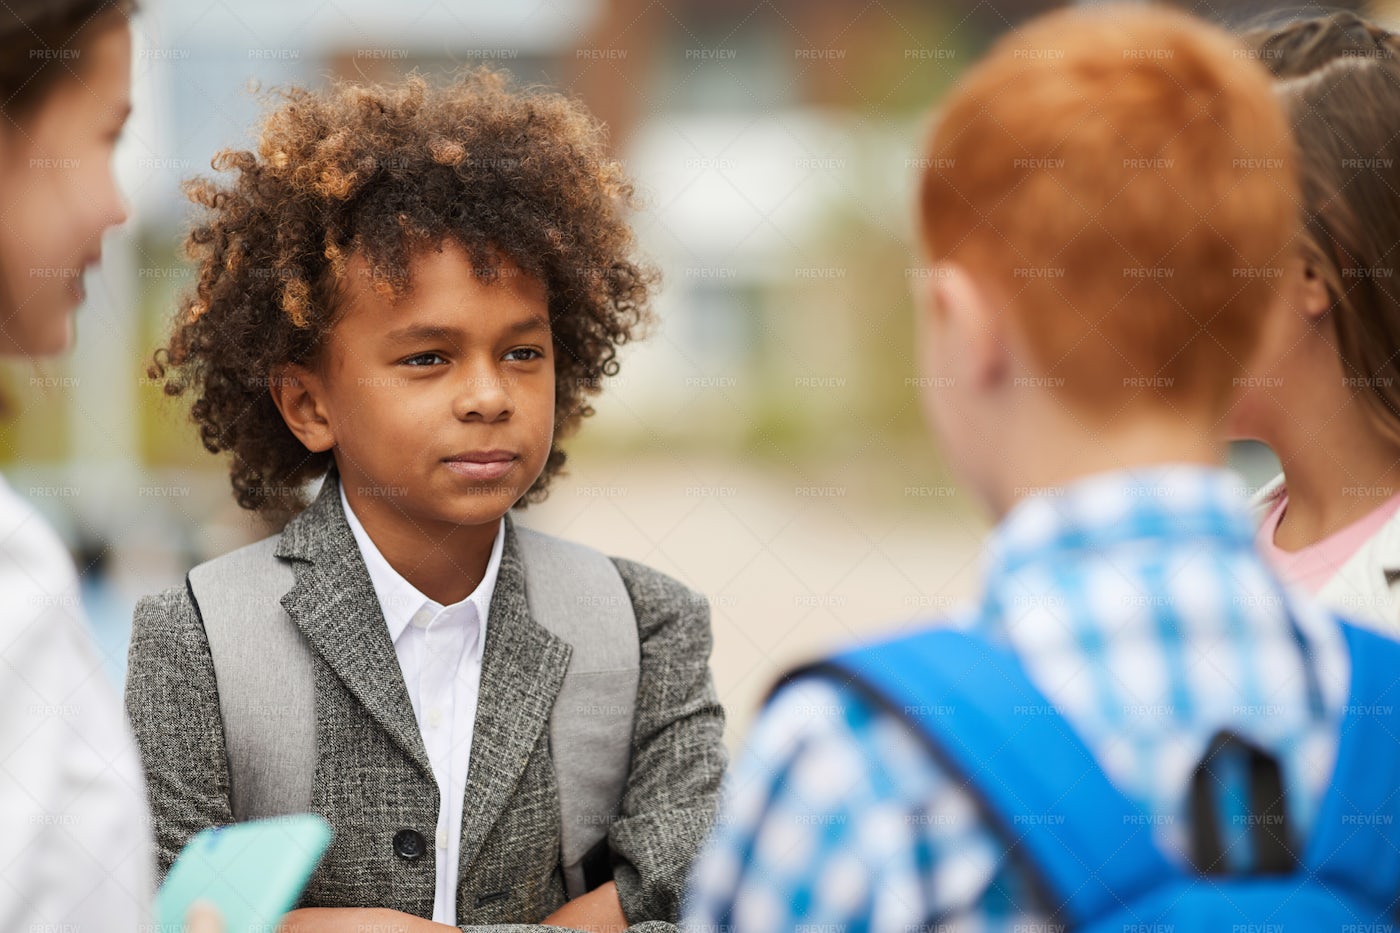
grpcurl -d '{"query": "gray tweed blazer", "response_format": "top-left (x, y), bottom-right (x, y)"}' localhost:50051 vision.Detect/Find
top-left (124, 479), bottom-right (726, 931)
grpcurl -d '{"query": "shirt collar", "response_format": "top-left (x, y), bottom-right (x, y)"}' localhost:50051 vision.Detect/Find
top-left (975, 464), bottom-right (1257, 630)
top-left (988, 464), bottom-right (1253, 564)
top-left (339, 482), bottom-right (504, 655)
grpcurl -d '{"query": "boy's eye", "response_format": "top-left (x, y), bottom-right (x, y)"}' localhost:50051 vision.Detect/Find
top-left (402, 352), bottom-right (448, 367)
top-left (504, 347), bottom-right (544, 362)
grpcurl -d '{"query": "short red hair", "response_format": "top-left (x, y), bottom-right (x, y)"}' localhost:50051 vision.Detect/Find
top-left (919, 4), bottom-right (1297, 418)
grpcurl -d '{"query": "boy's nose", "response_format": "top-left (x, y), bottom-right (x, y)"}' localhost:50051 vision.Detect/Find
top-left (452, 368), bottom-right (514, 421)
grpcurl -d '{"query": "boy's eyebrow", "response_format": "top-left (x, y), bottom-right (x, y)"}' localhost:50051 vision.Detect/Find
top-left (383, 318), bottom-right (550, 343)
top-left (384, 324), bottom-right (460, 344)
top-left (505, 317), bottom-right (551, 336)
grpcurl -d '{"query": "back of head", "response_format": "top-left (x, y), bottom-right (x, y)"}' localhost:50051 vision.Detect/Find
top-left (1241, 12), bottom-right (1400, 446)
top-left (918, 4), bottom-right (1297, 421)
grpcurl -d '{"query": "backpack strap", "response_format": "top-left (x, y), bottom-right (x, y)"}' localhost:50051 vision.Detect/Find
top-left (798, 628), bottom-right (1177, 929)
top-left (188, 535), bottom-right (313, 822)
top-left (1187, 729), bottom-right (1296, 875)
top-left (189, 522), bottom-right (640, 900)
top-left (515, 526), bottom-right (639, 898)
top-left (1302, 621), bottom-right (1400, 906)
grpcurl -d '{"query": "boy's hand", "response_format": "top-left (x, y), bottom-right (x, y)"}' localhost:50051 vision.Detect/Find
top-left (272, 888), bottom-right (628, 933)
top-left (541, 881), bottom-right (628, 933)
top-left (277, 907), bottom-right (459, 932)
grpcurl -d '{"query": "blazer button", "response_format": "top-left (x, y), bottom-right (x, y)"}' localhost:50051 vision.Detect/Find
top-left (393, 829), bottom-right (427, 860)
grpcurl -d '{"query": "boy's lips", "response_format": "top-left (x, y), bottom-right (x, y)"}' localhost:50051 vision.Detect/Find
top-left (443, 450), bottom-right (518, 481)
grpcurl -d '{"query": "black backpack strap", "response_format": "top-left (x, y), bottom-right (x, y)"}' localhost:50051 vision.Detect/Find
top-left (1188, 730), bottom-right (1296, 875)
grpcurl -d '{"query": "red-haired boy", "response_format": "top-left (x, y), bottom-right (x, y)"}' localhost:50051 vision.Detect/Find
top-left (685, 6), bottom-right (1400, 931)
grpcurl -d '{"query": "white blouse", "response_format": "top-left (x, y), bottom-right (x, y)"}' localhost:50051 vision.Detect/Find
top-left (0, 471), bottom-right (152, 929)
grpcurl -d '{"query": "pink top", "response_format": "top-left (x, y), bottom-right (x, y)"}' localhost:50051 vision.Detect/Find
top-left (1257, 488), bottom-right (1400, 593)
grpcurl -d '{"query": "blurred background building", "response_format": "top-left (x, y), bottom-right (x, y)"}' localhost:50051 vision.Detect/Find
top-left (0, 0), bottom-right (1387, 743)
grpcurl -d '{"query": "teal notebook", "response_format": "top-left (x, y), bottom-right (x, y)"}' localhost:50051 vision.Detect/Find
top-left (155, 814), bottom-right (332, 933)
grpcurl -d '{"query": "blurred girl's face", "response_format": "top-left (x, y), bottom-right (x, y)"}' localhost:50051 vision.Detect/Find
top-left (0, 18), bottom-right (131, 358)
top-left (1226, 252), bottom-right (1330, 443)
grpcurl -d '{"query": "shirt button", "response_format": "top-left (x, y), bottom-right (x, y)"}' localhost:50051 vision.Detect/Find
top-left (411, 607), bottom-right (433, 629)
top-left (428, 707), bottom-right (443, 728)
top-left (436, 828), bottom-right (449, 849)
top-left (393, 828), bottom-right (427, 860)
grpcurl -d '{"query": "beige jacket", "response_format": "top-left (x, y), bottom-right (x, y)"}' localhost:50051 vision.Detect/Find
top-left (1253, 472), bottom-right (1400, 634)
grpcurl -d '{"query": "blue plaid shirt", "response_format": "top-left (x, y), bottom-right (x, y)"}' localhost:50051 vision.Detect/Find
top-left (684, 465), bottom-right (1353, 932)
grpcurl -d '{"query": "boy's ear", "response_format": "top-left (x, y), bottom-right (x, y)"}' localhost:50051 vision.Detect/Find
top-left (268, 363), bottom-right (336, 453)
top-left (922, 262), bottom-right (1008, 389)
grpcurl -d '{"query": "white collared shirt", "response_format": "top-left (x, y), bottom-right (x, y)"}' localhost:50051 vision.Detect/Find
top-left (0, 472), bottom-right (152, 930)
top-left (340, 484), bottom-right (504, 925)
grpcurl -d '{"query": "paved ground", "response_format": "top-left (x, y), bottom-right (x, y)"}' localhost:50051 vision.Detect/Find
top-left (522, 452), bottom-right (989, 749)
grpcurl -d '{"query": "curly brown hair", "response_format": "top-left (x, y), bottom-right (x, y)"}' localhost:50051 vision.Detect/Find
top-left (152, 68), bottom-right (655, 518)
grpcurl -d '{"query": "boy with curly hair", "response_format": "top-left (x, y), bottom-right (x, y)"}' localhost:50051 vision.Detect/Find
top-left (125, 70), bottom-right (725, 933)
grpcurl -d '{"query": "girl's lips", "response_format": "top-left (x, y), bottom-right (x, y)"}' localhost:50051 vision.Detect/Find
top-left (443, 457), bottom-right (517, 481)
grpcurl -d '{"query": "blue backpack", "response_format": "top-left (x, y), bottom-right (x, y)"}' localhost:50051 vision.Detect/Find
top-left (800, 622), bottom-right (1400, 931)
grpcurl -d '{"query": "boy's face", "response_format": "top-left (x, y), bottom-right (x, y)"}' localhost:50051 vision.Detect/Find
top-left (290, 241), bottom-right (555, 534)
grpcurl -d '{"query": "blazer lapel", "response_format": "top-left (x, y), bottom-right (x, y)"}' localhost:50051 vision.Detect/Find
top-left (457, 515), bottom-right (573, 876)
top-left (275, 475), bottom-right (433, 780)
